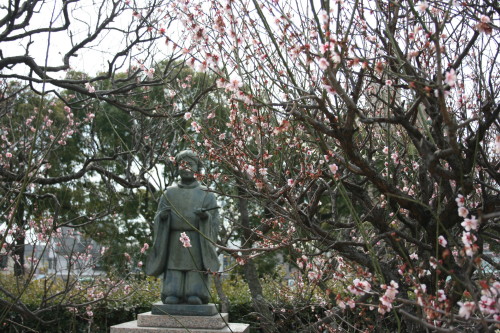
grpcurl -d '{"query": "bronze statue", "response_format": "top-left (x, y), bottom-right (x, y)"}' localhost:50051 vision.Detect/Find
top-left (146, 150), bottom-right (219, 305)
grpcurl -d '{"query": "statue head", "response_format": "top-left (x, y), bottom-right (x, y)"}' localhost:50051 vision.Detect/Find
top-left (175, 150), bottom-right (202, 180)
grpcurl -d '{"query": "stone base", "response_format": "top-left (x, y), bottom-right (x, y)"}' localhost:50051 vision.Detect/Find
top-left (110, 308), bottom-right (249, 333)
top-left (138, 312), bottom-right (228, 329)
top-left (110, 321), bottom-right (249, 333)
top-left (151, 302), bottom-right (218, 316)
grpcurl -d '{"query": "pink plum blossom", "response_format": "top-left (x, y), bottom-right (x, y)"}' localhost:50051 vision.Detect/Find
top-left (332, 52), bottom-right (341, 63)
top-left (379, 280), bottom-right (399, 314)
top-left (329, 164), bottom-right (338, 175)
top-left (226, 75), bottom-right (243, 92)
top-left (458, 206), bottom-right (469, 218)
top-left (438, 235), bottom-right (447, 247)
top-left (458, 301), bottom-right (476, 319)
top-left (318, 9), bottom-right (328, 25)
top-left (245, 164), bottom-right (256, 177)
top-left (347, 278), bottom-right (371, 296)
top-left (479, 295), bottom-right (497, 315)
top-left (461, 231), bottom-right (476, 246)
top-left (85, 82), bottom-right (96, 93)
top-left (437, 290), bottom-right (447, 302)
top-left (179, 232), bottom-right (191, 248)
top-left (318, 57), bottom-right (329, 70)
top-left (140, 243), bottom-right (149, 254)
top-left (191, 121), bottom-right (201, 133)
top-left (461, 216), bottom-right (478, 231)
top-left (324, 85), bottom-right (336, 95)
top-left (416, 1), bottom-right (428, 12)
top-left (480, 15), bottom-right (491, 23)
top-left (445, 69), bottom-right (456, 87)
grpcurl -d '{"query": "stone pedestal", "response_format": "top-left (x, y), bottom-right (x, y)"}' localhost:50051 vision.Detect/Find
top-left (110, 304), bottom-right (249, 333)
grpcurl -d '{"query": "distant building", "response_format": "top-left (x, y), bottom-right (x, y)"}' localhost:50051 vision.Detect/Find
top-left (46, 226), bottom-right (104, 277)
top-left (0, 227), bottom-right (104, 278)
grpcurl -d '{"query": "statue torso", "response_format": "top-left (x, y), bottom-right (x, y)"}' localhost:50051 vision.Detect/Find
top-left (164, 182), bottom-right (208, 271)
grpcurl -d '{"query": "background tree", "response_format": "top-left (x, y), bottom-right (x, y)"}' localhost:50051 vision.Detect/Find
top-left (151, 0), bottom-right (500, 331)
top-left (2, 0), bottom-right (499, 332)
top-left (0, 0), bottom-right (200, 328)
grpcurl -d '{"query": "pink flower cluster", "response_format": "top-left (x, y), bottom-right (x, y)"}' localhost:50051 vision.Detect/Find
top-left (140, 243), bottom-right (149, 254)
top-left (347, 278), bottom-right (371, 296)
top-left (179, 232), bottom-right (191, 248)
top-left (456, 195), bottom-right (479, 256)
top-left (379, 281), bottom-right (399, 314)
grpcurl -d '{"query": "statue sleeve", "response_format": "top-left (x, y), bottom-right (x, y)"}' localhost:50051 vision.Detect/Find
top-left (200, 192), bottom-right (220, 272)
top-left (145, 192), bottom-right (170, 277)
top-left (206, 193), bottom-right (220, 240)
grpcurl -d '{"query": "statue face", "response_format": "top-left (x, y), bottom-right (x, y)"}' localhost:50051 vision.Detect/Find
top-left (178, 158), bottom-right (199, 180)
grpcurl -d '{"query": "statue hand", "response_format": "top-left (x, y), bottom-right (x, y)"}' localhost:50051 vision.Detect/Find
top-left (194, 208), bottom-right (209, 220)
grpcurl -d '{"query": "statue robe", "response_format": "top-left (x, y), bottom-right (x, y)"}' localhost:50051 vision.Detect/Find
top-left (146, 181), bottom-right (219, 277)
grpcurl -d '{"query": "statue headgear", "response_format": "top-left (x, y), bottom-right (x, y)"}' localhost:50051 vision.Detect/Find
top-left (175, 150), bottom-right (202, 170)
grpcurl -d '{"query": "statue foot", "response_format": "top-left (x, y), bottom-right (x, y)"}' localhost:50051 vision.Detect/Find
top-left (164, 296), bottom-right (180, 304)
top-left (187, 296), bottom-right (202, 305)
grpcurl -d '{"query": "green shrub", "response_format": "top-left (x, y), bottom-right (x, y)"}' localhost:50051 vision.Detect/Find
top-left (0, 273), bottom-right (160, 332)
